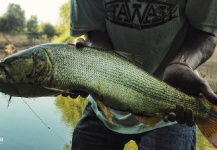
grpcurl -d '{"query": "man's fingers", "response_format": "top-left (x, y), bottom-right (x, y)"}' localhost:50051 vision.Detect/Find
top-left (175, 105), bottom-right (194, 126)
top-left (163, 115), bottom-right (169, 122)
top-left (184, 109), bottom-right (194, 126)
top-left (168, 112), bottom-right (176, 122)
top-left (175, 104), bottom-right (185, 124)
top-left (163, 112), bottom-right (176, 122)
top-left (75, 38), bottom-right (87, 48)
top-left (163, 107), bottom-right (195, 126)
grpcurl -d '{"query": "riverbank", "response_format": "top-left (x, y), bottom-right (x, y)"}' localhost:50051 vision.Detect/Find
top-left (0, 32), bottom-right (51, 59)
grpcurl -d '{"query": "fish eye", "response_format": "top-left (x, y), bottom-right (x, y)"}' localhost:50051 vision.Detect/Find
top-left (36, 61), bottom-right (45, 71)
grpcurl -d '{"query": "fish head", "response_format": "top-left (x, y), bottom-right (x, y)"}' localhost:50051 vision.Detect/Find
top-left (0, 46), bottom-right (56, 97)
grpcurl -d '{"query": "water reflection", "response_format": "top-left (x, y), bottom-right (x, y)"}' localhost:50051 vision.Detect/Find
top-left (0, 93), bottom-right (72, 150)
top-left (55, 95), bottom-right (87, 129)
top-left (55, 96), bottom-right (88, 149)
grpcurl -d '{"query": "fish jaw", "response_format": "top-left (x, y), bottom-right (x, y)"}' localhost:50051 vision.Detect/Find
top-left (0, 67), bottom-right (15, 95)
top-left (0, 46), bottom-right (55, 97)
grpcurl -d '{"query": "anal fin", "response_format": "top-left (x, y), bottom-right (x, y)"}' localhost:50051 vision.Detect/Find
top-left (135, 114), bottom-right (162, 128)
top-left (96, 100), bottom-right (113, 124)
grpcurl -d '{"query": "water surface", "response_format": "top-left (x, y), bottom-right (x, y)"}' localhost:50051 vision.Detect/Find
top-left (0, 93), bottom-right (72, 150)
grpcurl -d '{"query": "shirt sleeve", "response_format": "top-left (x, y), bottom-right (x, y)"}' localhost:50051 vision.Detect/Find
top-left (185, 0), bottom-right (217, 35)
top-left (70, 0), bottom-right (106, 36)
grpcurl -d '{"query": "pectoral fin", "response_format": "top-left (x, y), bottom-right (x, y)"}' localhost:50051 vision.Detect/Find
top-left (43, 86), bottom-right (67, 93)
top-left (135, 114), bottom-right (162, 128)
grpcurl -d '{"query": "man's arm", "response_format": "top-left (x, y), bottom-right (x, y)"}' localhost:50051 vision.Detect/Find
top-left (171, 27), bottom-right (216, 70)
top-left (163, 27), bottom-right (217, 125)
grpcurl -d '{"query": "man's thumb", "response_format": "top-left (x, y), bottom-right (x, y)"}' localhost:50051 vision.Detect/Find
top-left (200, 80), bottom-right (217, 105)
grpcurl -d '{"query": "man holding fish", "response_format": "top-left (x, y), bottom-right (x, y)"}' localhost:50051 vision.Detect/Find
top-left (70, 0), bottom-right (217, 149)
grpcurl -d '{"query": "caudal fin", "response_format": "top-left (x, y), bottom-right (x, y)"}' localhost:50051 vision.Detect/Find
top-left (196, 105), bottom-right (217, 148)
top-left (197, 117), bottom-right (217, 148)
top-left (96, 99), bottom-right (113, 124)
top-left (195, 91), bottom-right (217, 148)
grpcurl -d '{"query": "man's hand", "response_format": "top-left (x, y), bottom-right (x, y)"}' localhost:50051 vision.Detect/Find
top-left (161, 26), bottom-right (217, 126)
top-left (162, 63), bottom-right (217, 126)
top-left (75, 38), bottom-right (88, 48)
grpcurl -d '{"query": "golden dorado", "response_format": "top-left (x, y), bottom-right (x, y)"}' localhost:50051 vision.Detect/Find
top-left (0, 43), bottom-right (217, 147)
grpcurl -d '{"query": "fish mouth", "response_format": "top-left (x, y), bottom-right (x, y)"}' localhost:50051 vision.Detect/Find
top-left (0, 62), bottom-right (57, 97)
top-left (0, 67), bottom-right (15, 96)
top-left (0, 66), bottom-right (9, 84)
top-left (0, 61), bottom-right (14, 84)
top-left (0, 67), bottom-right (56, 97)
top-left (0, 68), bottom-right (6, 79)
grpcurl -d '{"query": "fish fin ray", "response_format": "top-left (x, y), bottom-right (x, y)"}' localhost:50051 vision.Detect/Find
top-left (43, 86), bottom-right (66, 93)
top-left (7, 95), bottom-right (12, 109)
top-left (196, 117), bottom-right (217, 148)
top-left (96, 100), bottom-right (113, 124)
top-left (135, 114), bottom-right (162, 128)
top-left (43, 86), bottom-right (74, 96)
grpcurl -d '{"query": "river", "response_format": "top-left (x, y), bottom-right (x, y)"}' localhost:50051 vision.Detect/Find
top-left (0, 94), bottom-right (72, 150)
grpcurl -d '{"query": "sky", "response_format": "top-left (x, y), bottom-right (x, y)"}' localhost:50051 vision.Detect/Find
top-left (0, 0), bottom-right (68, 25)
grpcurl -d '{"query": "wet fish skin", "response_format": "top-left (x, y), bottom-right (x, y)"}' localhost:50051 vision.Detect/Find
top-left (0, 43), bottom-right (217, 147)
top-left (0, 43), bottom-right (209, 114)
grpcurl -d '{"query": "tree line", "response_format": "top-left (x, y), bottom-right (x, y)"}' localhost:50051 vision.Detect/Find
top-left (0, 3), bottom-right (56, 39)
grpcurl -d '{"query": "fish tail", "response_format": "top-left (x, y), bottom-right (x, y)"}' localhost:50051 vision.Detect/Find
top-left (196, 101), bottom-right (217, 148)
top-left (196, 117), bottom-right (217, 148)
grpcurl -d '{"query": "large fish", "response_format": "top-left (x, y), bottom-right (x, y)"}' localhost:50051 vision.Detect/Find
top-left (0, 43), bottom-right (217, 147)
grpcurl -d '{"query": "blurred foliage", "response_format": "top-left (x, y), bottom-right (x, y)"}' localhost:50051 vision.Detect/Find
top-left (0, 16), bottom-right (9, 32)
top-left (62, 142), bottom-right (72, 150)
top-left (0, 2), bottom-right (72, 41)
top-left (40, 22), bottom-right (56, 39)
top-left (0, 4), bottom-right (25, 32)
top-left (0, 3), bottom-right (55, 41)
top-left (26, 15), bottom-right (38, 34)
top-left (4, 43), bottom-right (16, 56)
top-left (53, 0), bottom-right (76, 43)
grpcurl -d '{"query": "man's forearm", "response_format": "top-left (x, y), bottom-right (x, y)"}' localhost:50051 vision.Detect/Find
top-left (172, 27), bottom-right (217, 70)
top-left (85, 31), bottom-right (113, 50)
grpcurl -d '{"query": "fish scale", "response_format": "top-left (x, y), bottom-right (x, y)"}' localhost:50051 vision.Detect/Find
top-left (42, 44), bottom-right (200, 114)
